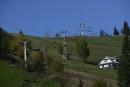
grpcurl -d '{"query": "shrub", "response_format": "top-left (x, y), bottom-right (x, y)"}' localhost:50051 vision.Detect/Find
top-left (47, 58), bottom-right (64, 74)
top-left (92, 79), bottom-right (107, 87)
top-left (27, 50), bottom-right (45, 73)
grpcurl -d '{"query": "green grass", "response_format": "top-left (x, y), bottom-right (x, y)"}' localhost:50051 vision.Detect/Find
top-left (87, 36), bottom-right (123, 62)
top-left (2, 33), bottom-right (122, 87)
top-left (12, 33), bottom-right (123, 63)
top-left (0, 60), bottom-right (61, 87)
top-left (0, 60), bottom-right (32, 87)
top-left (26, 35), bottom-right (123, 63)
top-left (26, 35), bottom-right (122, 80)
top-left (66, 60), bottom-right (117, 80)
top-left (32, 78), bottom-right (61, 87)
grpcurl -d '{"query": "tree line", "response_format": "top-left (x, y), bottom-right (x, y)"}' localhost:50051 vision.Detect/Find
top-left (99, 26), bottom-right (124, 37)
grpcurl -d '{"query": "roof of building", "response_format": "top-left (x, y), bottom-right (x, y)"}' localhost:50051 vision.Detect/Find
top-left (99, 56), bottom-right (119, 65)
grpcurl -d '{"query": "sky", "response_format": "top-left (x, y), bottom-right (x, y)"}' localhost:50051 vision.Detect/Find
top-left (0, 0), bottom-right (130, 36)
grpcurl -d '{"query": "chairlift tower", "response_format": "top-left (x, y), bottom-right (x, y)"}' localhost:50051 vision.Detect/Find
top-left (79, 23), bottom-right (93, 36)
top-left (19, 41), bottom-right (28, 68)
top-left (61, 30), bottom-right (68, 61)
top-left (80, 23), bottom-right (86, 36)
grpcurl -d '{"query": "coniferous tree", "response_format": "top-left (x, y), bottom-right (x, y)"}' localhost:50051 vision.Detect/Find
top-left (100, 29), bottom-right (105, 37)
top-left (123, 21), bottom-right (130, 35)
top-left (0, 27), bottom-right (12, 60)
top-left (55, 32), bottom-right (61, 38)
top-left (121, 29), bottom-right (123, 35)
top-left (113, 26), bottom-right (119, 35)
top-left (19, 30), bottom-right (24, 36)
top-left (118, 21), bottom-right (130, 87)
top-left (100, 29), bottom-right (108, 37)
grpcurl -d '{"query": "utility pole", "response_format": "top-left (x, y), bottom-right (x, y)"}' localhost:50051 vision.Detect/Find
top-left (19, 41), bottom-right (28, 68)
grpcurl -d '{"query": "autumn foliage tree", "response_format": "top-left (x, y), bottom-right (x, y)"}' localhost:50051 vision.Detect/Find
top-left (8, 30), bottom-right (33, 68)
top-left (47, 58), bottom-right (64, 74)
top-left (10, 30), bottom-right (32, 59)
top-left (28, 50), bottom-right (45, 72)
top-left (75, 36), bottom-right (90, 63)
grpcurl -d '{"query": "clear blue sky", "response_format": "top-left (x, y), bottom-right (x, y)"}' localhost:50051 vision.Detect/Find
top-left (0, 0), bottom-right (130, 36)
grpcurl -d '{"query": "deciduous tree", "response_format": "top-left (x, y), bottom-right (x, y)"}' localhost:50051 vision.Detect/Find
top-left (75, 36), bottom-right (89, 63)
top-left (28, 50), bottom-right (45, 72)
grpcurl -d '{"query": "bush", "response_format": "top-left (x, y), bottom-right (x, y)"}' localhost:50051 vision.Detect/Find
top-left (27, 50), bottom-right (45, 73)
top-left (92, 79), bottom-right (107, 87)
top-left (74, 36), bottom-right (89, 63)
top-left (47, 58), bottom-right (64, 74)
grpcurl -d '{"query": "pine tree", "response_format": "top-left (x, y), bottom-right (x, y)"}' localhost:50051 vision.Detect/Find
top-left (121, 29), bottom-right (123, 35)
top-left (100, 29), bottom-right (105, 37)
top-left (113, 26), bottom-right (119, 35)
top-left (100, 29), bottom-right (108, 37)
top-left (118, 21), bottom-right (130, 87)
top-left (0, 27), bottom-right (12, 60)
top-left (55, 32), bottom-right (61, 38)
top-left (123, 21), bottom-right (130, 35)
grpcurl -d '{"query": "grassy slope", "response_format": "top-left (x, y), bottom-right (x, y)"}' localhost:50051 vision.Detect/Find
top-left (0, 59), bottom-right (61, 87)
top-left (66, 60), bottom-right (117, 79)
top-left (87, 36), bottom-right (123, 62)
top-left (0, 60), bottom-right (31, 87)
top-left (1, 35), bottom-right (121, 87)
top-left (26, 35), bottom-right (123, 80)
top-left (10, 34), bottom-right (123, 79)
top-left (28, 36), bottom-right (123, 62)
top-left (11, 33), bottom-right (123, 62)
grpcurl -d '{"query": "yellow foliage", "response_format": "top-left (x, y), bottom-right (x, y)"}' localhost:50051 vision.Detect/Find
top-left (28, 51), bottom-right (43, 65)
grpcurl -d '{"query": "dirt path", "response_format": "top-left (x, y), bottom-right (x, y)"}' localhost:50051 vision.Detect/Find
top-left (63, 68), bottom-right (117, 87)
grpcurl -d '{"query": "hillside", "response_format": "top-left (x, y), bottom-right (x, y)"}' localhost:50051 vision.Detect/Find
top-left (26, 35), bottom-right (123, 62)
top-left (0, 60), bottom-right (32, 87)
top-left (87, 36), bottom-right (123, 62)
top-left (25, 35), bottom-right (122, 80)
top-left (0, 34), bottom-right (123, 87)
